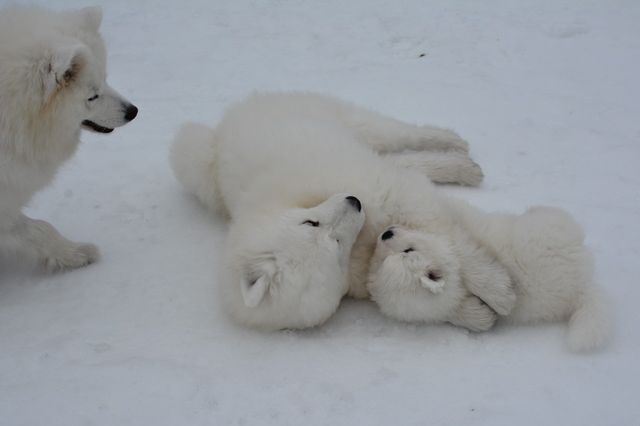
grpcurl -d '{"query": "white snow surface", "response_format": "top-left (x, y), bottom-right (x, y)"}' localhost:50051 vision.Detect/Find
top-left (1, 1), bottom-right (639, 425)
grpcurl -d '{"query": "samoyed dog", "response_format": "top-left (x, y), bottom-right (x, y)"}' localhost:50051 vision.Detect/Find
top-left (368, 202), bottom-right (610, 351)
top-left (171, 92), bottom-right (511, 331)
top-left (0, 6), bottom-right (138, 270)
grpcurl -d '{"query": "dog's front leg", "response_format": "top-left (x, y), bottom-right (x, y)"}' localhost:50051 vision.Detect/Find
top-left (5, 213), bottom-right (99, 271)
top-left (447, 295), bottom-right (497, 332)
top-left (452, 228), bottom-right (516, 316)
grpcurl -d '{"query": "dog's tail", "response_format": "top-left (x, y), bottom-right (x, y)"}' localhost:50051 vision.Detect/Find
top-left (170, 122), bottom-right (224, 215)
top-left (567, 284), bottom-right (611, 352)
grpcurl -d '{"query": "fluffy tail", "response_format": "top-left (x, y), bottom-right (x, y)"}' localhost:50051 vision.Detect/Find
top-left (170, 122), bottom-right (223, 214)
top-left (567, 285), bottom-right (611, 352)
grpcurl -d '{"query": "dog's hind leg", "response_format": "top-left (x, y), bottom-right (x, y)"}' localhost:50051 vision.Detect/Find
top-left (382, 150), bottom-right (484, 186)
top-left (1, 214), bottom-right (98, 271)
top-left (338, 103), bottom-right (469, 153)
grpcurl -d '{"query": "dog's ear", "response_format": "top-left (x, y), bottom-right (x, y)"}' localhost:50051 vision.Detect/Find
top-left (241, 275), bottom-right (270, 308)
top-left (43, 43), bottom-right (89, 100)
top-left (420, 269), bottom-right (445, 294)
top-left (240, 256), bottom-right (277, 308)
top-left (73, 6), bottom-right (103, 32)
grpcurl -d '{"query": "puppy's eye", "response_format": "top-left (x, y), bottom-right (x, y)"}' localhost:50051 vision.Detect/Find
top-left (87, 94), bottom-right (99, 102)
top-left (302, 220), bottom-right (320, 227)
top-left (427, 271), bottom-right (442, 281)
top-left (403, 248), bottom-right (414, 253)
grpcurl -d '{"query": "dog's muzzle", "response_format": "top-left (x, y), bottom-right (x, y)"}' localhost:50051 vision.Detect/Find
top-left (82, 103), bottom-right (138, 134)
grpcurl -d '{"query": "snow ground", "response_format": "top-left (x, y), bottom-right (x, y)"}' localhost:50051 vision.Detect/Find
top-left (1, 0), bottom-right (639, 424)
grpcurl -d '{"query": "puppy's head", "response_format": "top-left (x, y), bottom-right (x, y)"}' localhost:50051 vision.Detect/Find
top-left (0, 6), bottom-right (137, 135)
top-left (222, 193), bottom-right (365, 330)
top-left (367, 225), bottom-right (465, 323)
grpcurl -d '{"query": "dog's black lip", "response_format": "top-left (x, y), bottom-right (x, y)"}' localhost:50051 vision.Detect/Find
top-left (82, 120), bottom-right (114, 134)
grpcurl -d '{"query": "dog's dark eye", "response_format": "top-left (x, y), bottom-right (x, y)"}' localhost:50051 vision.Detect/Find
top-left (427, 271), bottom-right (442, 281)
top-left (302, 220), bottom-right (320, 227)
top-left (87, 94), bottom-right (99, 102)
top-left (403, 248), bottom-right (414, 253)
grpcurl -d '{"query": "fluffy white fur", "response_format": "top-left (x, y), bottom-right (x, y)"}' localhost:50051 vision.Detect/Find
top-left (170, 92), bottom-right (495, 331)
top-left (369, 202), bottom-right (610, 351)
top-left (0, 6), bottom-right (138, 270)
top-left (368, 226), bottom-right (514, 332)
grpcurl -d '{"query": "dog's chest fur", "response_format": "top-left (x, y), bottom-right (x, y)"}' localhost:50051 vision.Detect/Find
top-left (0, 131), bottom-right (80, 210)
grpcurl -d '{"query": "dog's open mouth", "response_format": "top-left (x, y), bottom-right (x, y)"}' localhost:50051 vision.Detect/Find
top-left (82, 120), bottom-right (114, 134)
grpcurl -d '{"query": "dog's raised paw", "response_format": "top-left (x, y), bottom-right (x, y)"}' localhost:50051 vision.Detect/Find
top-left (44, 242), bottom-right (100, 271)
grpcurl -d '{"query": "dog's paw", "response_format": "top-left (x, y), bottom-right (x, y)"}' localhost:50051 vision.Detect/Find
top-left (486, 281), bottom-right (517, 316)
top-left (44, 242), bottom-right (99, 271)
top-left (473, 265), bottom-right (516, 316)
top-left (431, 128), bottom-right (470, 152)
top-left (450, 296), bottom-right (497, 332)
top-left (416, 127), bottom-right (470, 153)
top-left (445, 133), bottom-right (470, 153)
top-left (457, 158), bottom-right (484, 187)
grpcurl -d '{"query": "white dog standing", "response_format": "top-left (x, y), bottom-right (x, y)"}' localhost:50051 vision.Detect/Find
top-left (368, 201), bottom-right (610, 351)
top-left (171, 92), bottom-right (508, 331)
top-left (0, 6), bottom-right (138, 270)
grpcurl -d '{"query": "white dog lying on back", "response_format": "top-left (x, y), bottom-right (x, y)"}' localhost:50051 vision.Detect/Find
top-left (0, 6), bottom-right (138, 270)
top-left (368, 202), bottom-right (610, 351)
top-left (171, 92), bottom-right (507, 331)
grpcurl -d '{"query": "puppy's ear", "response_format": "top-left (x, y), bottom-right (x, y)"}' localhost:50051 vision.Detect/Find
top-left (240, 257), bottom-right (277, 308)
top-left (241, 275), bottom-right (270, 308)
top-left (420, 269), bottom-right (444, 294)
top-left (73, 6), bottom-right (103, 31)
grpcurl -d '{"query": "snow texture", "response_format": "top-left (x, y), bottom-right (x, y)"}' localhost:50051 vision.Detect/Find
top-left (1, 0), bottom-right (639, 425)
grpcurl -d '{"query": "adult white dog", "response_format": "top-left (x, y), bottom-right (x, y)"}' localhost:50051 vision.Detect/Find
top-left (0, 6), bottom-right (138, 270)
top-left (369, 203), bottom-right (610, 351)
top-left (171, 92), bottom-right (511, 331)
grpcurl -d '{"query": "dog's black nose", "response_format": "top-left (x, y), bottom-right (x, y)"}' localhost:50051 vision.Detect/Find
top-left (124, 104), bottom-right (138, 121)
top-left (345, 196), bottom-right (361, 212)
top-left (381, 229), bottom-right (394, 241)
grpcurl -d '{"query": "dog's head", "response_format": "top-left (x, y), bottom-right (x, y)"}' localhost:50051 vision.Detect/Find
top-left (367, 225), bottom-right (465, 323)
top-left (222, 193), bottom-right (365, 330)
top-left (0, 6), bottom-right (137, 135)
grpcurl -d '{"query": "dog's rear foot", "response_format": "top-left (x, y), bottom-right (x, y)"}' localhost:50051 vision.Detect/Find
top-left (43, 242), bottom-right (99, 271)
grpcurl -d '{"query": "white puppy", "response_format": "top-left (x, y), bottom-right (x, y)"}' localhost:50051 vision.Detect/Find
top-left (171, 92), bottom-right (496, 331)
top-left (369, 202), bottom-right (610, 351)
top-left (368, 226), bottom-right (514, 332)
top-left (0, 6), bottom-right (138, 270)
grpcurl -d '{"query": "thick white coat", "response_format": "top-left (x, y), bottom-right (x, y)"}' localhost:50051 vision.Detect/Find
top-left (369, 202), bottom-right (610, 351)
top-left (171, 92), bottom-right (496, 331)
top-left (0, 6), bottom-right (137, 270)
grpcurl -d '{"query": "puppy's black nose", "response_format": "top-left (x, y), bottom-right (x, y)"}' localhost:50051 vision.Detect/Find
top-left (345, 196), bottom-right (361, 212)
top-left (381, 229), bottom-right (394, 241)
top-left (124, 104), bottom-right (138, 121)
